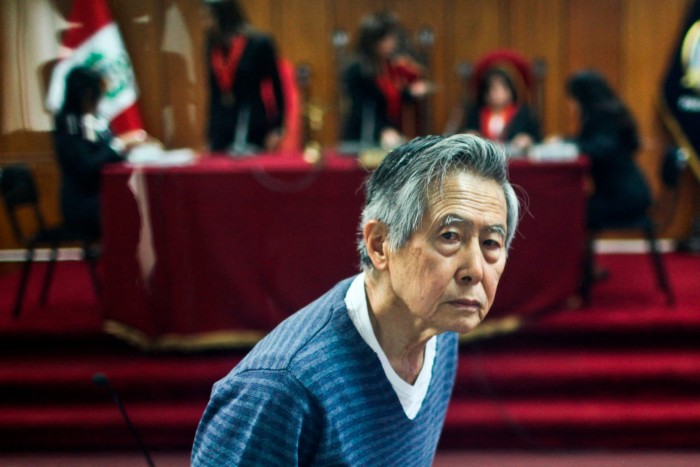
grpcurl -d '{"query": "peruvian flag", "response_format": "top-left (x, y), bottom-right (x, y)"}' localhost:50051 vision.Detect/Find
top-left (45, 0), bottom-right (143, 135)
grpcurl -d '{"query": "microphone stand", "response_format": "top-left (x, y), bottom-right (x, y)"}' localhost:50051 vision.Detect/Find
top-left (93, 372), bottom-right (155, 467)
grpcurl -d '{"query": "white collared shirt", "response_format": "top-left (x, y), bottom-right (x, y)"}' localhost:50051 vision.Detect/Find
top-left (344, 273), bottom-right (436, 420)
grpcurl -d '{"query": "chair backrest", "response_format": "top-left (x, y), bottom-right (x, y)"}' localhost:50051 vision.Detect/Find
top-left (0, 164), bottom-right (46, 245)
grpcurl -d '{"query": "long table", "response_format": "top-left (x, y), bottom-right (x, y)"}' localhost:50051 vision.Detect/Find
top-left (100, 153), bottom-right (588, 349)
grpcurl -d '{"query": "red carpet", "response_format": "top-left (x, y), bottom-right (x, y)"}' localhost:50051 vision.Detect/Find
top-left (441, 252), bottom-right (700, 450)
top-left (0, 252), bottom-right (699, 451)
top-left (0, 261), bottom-right (103, 337)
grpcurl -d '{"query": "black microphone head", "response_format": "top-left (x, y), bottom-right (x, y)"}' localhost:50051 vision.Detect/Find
top-left (92, 372), bottom-right (109, 387)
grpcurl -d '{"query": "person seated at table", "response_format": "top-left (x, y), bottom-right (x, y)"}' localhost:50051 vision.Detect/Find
top-left (204, 0), bottom-right (285, 154)
top-left (340, 11), bottom-right (432, 150)
top-left (565, 69), bottom-right (651, 231)
top-left (53, 66), bottom-right (143, 238)
top-left (191, 134), bottom-right (520, 465)
top-left (461, 55), bottom-right (541, 155)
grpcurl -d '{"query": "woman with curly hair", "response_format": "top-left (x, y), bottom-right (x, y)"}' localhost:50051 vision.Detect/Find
top-left (566, 69), bottom-right (652, 230)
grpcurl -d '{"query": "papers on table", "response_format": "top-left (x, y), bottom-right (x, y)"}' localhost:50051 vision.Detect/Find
top-left (127, 144), bottom-right (195, 166)
top-left (527, 141), bottom-right (580, 162)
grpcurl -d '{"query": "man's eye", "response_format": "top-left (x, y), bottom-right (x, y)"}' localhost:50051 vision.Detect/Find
top-left (483, 238), bottom-right (502, 249)
top-left (441, 231), bottom-right (459, 241)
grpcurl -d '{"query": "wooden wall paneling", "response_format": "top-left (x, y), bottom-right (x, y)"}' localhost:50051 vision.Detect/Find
top-left (566, 0), bottom-right (622, 88)
top-left (0, 0), bottom-right (53, 156)
top-left (449, 0), bottom-right (510, 60)
top-left (443, 0), bottom-right (510, 134)
top-left (163, 0), bottom-right (211, 146)
top-left (441, 0), bottom-right (460, 133)
top-left (188, 0), bottom-right (212, 151)
top-left (0, 1), bottom-right (6, 148)
top-left (620, 1), bottom-right (691, 158)
top-left (0, 133), bottom-right (53, 160)
top-left (426, 0), bottom-right (449, 135)
top-left (109, 0), bottom-right (165, 142)
top-left (274, 0), bottom-right (335, 146)
top-left (620, 0), bottom-right (686, 180)
top-left (155, 0), bottom-right (208, 150)
top-left (508, 0), bottom-right (566, 137)
top-left (620, 0), bottom-right (693, 237)
top-left (333, 0), bottom-right (392, 33)
top-left (240, 0), bottom-right (275, 33)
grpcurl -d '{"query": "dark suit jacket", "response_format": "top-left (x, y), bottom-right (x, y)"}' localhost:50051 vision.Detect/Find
top-left (576, 114), bottom-right (652, 229)
top-left (207, 33), bottom-right (285, 152)
top-left (53, 113), bottom-right (123, 237)
top-left (340, 61), bottom-right (406, 144)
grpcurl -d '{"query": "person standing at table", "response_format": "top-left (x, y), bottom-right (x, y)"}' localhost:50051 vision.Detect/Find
top-left (192, 134), bottom-right (520, 465)
top-left (204, 0), bottom-right (285, 154)
top-left (53, 66), bottom-right (142, 238)
top-left (340, 11), bottom-right (431, 150)
top-left (565, 69), bottom-right (651, 230)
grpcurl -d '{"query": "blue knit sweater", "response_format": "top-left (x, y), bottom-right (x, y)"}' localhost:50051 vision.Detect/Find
top-left (192, 277), bottom-right (458, 466)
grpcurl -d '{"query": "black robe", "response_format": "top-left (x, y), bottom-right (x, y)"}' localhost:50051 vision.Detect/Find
top-left (207, 33), bottom-right (285, 152)
top-left (53, 113), bottom-right (123, 237)
top-left (576, 114), bottom-right (652, 229)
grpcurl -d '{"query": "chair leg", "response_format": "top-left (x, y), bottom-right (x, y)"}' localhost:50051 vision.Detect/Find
top-left (580, 233), bottom-right (595, 307)
top-left (39, 245), bottom-right (59, 307)
top-left (84, 242), bottom-right (101, 301)
top-left (13, 247), bottom-right (36, 319)
top-left (644, 223), bottom-right (676, 307)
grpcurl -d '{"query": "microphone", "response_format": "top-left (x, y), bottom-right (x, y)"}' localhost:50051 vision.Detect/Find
top-left (92, 372), bottom-right (155, 467)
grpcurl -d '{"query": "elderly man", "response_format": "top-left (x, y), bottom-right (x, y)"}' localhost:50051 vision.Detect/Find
top-left (192, 134), bottom-right (519, 465)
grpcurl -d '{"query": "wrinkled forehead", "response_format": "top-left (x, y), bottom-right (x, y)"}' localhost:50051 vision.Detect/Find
top-left (425, 170), bottom-right (506, 218)
top-left (425, 168), bottom-right (485, 198)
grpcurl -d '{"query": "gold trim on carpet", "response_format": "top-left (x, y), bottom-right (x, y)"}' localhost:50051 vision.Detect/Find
top-left (103, 320), bottom-right (263, 351)
top-left (104, 314), bottom-right (522, 351)
top-left (459, 315), bottom-right (522, 343)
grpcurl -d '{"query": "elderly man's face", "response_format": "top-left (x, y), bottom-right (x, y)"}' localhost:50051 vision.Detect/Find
top-left (385, 171), bottom-right (508, 335)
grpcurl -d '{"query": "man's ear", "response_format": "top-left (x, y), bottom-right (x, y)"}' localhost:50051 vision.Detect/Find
top-left (363, 220), bottom-right (389, 271)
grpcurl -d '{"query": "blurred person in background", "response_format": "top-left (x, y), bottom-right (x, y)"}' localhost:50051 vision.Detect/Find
top-left (340, 11), bottom-right (431, 150)
top-left (203, 0), bottom-right (285, 153)
top-left (53, 66), bottom-right (141, 238)
top-left (565, 69), bottom-right (651, 231)
top-left (461, 55), bottom-right (541, 155)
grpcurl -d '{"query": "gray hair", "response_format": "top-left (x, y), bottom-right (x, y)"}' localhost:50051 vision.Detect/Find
top-left (358, 134), bottom-right (520, 270)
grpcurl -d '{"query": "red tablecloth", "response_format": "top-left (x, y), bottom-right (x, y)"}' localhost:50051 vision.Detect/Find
top-left (101, 153), bottom-right (587, 348)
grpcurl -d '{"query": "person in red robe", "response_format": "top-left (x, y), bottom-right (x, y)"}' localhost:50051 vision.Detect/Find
top-left (341, 11), bottom-right (431, 150)
top-left (461, 51), bottom-right (541, 155)
top-left (204, 0), bottom-right (285, 153)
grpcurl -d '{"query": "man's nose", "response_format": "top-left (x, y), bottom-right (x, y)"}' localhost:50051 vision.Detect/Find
top-left (455, 238), bottom-right (484, 284)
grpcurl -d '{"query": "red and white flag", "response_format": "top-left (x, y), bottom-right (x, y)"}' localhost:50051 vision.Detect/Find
top-left (45, 0), bottom-right (143, 136)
